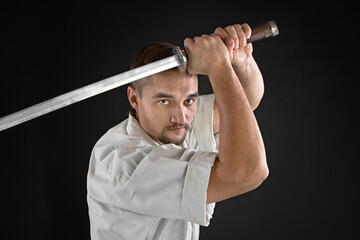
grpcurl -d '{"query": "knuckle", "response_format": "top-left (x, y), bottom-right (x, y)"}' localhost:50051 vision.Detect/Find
top-left (224, 25), bottom-right (234, 31)
top-left (184, 38), bottom-right (192, 47)
top-left (241, 23), bottom-right (250, 28)
top-left (235, 24), bottom-right (244, 33)
top-left (234, 23), bottom-right (242, 29)
top-left (215, 27), bottom-right (223, 33)
top-left (211, 34), bottom-right (221, 41)
top-left (184, 37), bottom-right (192, 42)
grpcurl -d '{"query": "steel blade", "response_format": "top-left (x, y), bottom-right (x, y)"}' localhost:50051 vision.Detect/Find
top-left (0, 20), bottom-right (279, 132)
top-left (0, 52), bottom-right (185, 131)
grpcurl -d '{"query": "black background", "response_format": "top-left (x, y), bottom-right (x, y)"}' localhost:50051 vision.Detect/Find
top-left (0, 1), bottom-right (357, 239)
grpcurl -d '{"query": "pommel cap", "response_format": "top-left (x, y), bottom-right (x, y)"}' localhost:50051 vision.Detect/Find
top-left (268, 20), bottom-right (279, 36)
top-left (173, 46), bottom-right (188, 72)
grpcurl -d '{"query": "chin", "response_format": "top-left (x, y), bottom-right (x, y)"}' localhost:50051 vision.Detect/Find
top-left (158, 134), bottom-right (186, 146)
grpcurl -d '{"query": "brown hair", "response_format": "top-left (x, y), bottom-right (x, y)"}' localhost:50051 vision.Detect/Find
top-left (128, 42), bottom-right (178, 116)
top-left (129, 42), bottom-right (176, 97)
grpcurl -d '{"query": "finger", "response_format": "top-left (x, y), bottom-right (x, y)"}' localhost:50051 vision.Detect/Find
top-left (184, 37), bottom-right (194, 49)
top-left (241, 23), bottom-right (252, 39)
top-left (224, 25), bottom-right (239, 49)
top-left (214, 27), bottom-right (229, 41)
top-left (233, 24), bottom-right (247, 47)
top-left (201, 34), bottom-right (211, 39)
top-left (212, 31), bottom-right (233, 49)
top-left (192, 36), bottom-right (201, 42)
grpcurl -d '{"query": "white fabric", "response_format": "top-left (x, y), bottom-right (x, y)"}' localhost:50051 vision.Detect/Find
top-left (87, 94), bottom-right (218, 240)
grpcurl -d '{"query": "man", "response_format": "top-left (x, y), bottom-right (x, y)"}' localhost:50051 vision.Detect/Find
top-left (87, 23), bottom-right (268, 239)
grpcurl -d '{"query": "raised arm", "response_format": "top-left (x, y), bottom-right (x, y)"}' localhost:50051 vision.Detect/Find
top-left (214, 23), bottom-right (264, 111)
top-left (184, 30), bottom-right (268, 204)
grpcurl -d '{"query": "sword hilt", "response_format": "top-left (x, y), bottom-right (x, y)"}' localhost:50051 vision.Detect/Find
top-left (174, 20), bottom-right (279, 72)
top-left (173, 46), bottom-right (188, 73)
top-left (248, 20), bottom-right (279, 43)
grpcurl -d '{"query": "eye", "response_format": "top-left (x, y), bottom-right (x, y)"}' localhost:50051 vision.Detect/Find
top-left (184, 98), bottom-right (194, 105)
top-left (159, 99), bottom-right (170, 105)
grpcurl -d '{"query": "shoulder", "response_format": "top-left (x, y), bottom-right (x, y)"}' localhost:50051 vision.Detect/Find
top-left (89, 118), bottom-right (156, 182)
top-left (92, 117), bottom-right (153, 162)
top-left (197, 94), bottom-right (216, 110)
top-left (194, 94), bottom-right (216, 129)
top-left (187, 94), bottom-right (217, 151)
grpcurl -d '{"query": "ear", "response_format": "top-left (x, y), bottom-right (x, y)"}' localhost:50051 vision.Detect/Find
top-left (127, 85), bottom-right (139, 110)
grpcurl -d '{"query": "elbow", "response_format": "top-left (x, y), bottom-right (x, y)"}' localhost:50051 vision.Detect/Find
top-left (250, 91), bottom-right (264, 111)
top-left (248, 156), bottom-right (269, 190)
top-left (235, 155), bottom-right (269, 192)
top-left (249, 147), bottom-right (268, 182)
top-left (210, 154), bottom-right (268, 202)
top-left (250, 83), bottom-right (264, 111)
top-left (216, 142), bottom-right (268, 196)
top-left (252, 163), bottom-right (269, 188)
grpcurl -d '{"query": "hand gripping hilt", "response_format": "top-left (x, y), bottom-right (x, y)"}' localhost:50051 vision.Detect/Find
top-left (173, 46), bottom-right (188, 73)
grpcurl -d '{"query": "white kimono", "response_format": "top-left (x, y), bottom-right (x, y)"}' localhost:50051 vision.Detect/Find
top-left (87, 94), bottom-right (218, 240)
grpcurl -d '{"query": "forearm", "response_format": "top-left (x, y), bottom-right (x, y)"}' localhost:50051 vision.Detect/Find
top-left (232, 55), bottom-right (264, 110)
top-left (209, 65), bottom-right (266, 175)
top-left (184, 30), bottom-right (268, 203)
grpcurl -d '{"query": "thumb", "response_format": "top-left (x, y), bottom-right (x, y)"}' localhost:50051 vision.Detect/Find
top-left (225, 38), bottom-right (234, 49)
top-left (225, 38), bottom-right (235, 61)
top-left (244, 42), bottom-right (253, 55)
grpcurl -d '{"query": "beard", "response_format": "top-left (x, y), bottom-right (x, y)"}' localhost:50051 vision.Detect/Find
top-left (157, 123), bottom-right (189, 145)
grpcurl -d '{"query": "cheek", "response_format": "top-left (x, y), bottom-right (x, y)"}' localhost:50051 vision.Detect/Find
top-left (138, 102), bottom-right (168, 131)
top-left (187, 104), bottom-right (198, 120)
top-left (140, 103), bottom-right (167, 120)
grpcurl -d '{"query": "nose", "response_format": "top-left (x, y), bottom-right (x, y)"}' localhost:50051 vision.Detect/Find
top-left (170, 104), bottom-right (186, 124)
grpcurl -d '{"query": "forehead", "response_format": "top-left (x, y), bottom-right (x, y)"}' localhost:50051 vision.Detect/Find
top-left (143, 70), bottom-right (198, 96)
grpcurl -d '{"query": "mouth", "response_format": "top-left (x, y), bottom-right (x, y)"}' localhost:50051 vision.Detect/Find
top-left (166, 124), bottom-right (189, 132)
top-left (157, 124), bottom-right (190, 145)
top-left (168, 127), bottom-right (186, 132)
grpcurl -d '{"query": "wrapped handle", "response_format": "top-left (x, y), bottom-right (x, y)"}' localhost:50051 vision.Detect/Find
top-left (247, 20), bottom-right (279, 43)
top-left (175, 20), bottom-right (279, 72)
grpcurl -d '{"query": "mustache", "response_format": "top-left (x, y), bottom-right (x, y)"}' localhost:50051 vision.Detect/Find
top-left (166, 123), bottom-right (189, 130)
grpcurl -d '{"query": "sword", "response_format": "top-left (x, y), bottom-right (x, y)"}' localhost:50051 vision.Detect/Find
top-left (0, 20), bottom-right (279, 131)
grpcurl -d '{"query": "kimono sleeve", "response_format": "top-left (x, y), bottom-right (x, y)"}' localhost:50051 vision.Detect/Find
top-left (88, 143), bottom-right (217, 226)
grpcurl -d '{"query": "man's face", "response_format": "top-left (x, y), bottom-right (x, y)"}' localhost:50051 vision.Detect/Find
top-left (131, 70), bottom-right (199, 145)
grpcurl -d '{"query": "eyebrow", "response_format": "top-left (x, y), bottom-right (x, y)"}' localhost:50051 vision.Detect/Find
top-left (152, 92), bottom-right (199, 99)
